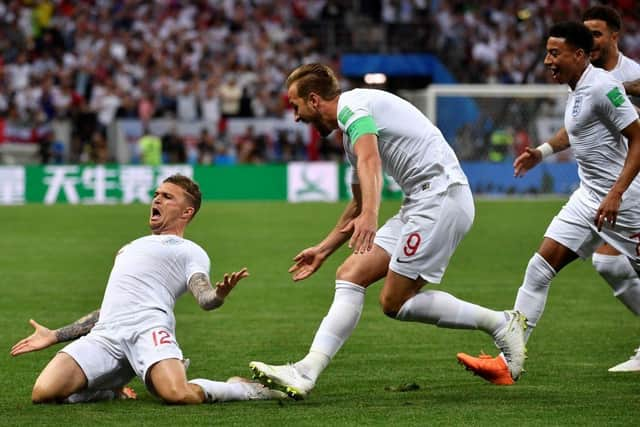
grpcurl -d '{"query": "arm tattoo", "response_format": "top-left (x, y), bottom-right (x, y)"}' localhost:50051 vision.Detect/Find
top-left (188, 272), bottom-right (224, 310)
top-left (55, 309), bottom-right (100, 343)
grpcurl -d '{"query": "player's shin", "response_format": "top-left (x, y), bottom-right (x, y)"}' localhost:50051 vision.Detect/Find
top-left (395, 290), bottom-right (505, 334)
top-left (514, 253), bottom-right (556, 342)
top-left (592, 253), bottom-right (640, 315)
top-left (295, 280), bottom-right (365, 382)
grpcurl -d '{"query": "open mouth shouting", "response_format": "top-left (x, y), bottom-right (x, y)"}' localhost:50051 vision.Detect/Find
top-left (150, 206), bottom-right (162, 225)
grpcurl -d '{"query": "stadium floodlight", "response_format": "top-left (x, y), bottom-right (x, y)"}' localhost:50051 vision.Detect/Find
top-left (364, 73), bottom-right (387, 85)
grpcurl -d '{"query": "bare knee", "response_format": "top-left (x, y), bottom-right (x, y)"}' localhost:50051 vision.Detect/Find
top-left (31, 383), bottom-right (49, 404)
top-left (335, 249), bottom-right (389, 286)
top-left (30, 352), bottom-right (87, 404)
top-left (31, 380), bottom-right (60, 404)
top-left (379, 292), bottom-right (409, 319)
top-left (336, 262), bottom-right (358, 283)
top-left (379, 271), bottom-right (424, 318)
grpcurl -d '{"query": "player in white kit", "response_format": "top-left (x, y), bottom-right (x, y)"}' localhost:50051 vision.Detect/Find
top-left (582, 4), bottom-right (640, 373)
top-left (460, 6), bottom-right (640, 378)
top-left (249, 63), bottom-right (527, 399)
top-left (458, 21), bottom-right (640, 384)
top-left (26, 174), bottom-right (285, 404)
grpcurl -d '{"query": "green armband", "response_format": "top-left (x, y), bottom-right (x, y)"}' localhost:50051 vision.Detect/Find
top-left (346, 116), bottom-right (378, 144)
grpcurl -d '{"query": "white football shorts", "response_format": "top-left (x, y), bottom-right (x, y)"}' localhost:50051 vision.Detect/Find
top-left (374, 184), bottom-right (475, 283)
top-left (61, 321), bottom-right (184, 393)
top-left (545, 186), bottom-right (640, 264)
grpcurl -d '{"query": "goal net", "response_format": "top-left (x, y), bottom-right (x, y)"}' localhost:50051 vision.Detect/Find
top-left (402, 84), bottom-right (570, 162)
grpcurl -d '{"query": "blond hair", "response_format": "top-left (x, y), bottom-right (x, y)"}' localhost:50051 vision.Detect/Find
top-left (286, 63), bottom-right (341, 101)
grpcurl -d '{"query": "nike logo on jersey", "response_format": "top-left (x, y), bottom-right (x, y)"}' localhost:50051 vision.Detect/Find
top-left (395, 257), bottom-right (413, 264)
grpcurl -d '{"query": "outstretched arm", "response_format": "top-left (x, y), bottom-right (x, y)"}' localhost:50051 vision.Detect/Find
top-left (10, 310), bottom-right (100, 356)
top-left (188, 269), bottom-right (249, 310)
top-left (288, 185), bottom-right (363, 281)
top-left (514, 127), bottom-right (571, 177)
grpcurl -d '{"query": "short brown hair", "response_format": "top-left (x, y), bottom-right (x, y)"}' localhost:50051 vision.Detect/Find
top-left (286, 63), bottom-right (341, 101)
top-left (163, 174), bottom-right (202, 219)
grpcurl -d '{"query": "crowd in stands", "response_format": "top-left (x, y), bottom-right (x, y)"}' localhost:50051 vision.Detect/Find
top-left (1, 0), bottom-right (639, 165)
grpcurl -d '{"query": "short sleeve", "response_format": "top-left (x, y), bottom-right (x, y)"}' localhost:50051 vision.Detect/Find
top-left (184, 243), bottom-right (211, 284)
top-left (337, 92), bottom-right (379, 145)
top-left (597, 83), bottom-right (639, 132)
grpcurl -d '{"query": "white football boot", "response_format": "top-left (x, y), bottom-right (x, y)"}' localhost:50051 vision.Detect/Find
top-left (493, 310), bottom-right (528, 380)
top-left (608, 347), bottom-right (640, 372)
top-left (249, 361), bottom-right (314, 400)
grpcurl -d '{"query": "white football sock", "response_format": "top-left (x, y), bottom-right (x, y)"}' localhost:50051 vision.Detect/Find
top-left (295, 280), bottom-right (365, 382)
top-left (396, 289), bottom-right (506, 336)
top-left (592, 253), bottom-right (640, 315)
top-left (514, 252), bottom-right (556, 343)
top-left (188, 379), bottom-right (249, 402)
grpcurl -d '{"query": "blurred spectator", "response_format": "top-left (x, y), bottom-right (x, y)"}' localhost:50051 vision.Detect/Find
top-left (235, 125), bottom-right (257, 164)
top-left (235, 125), bottom-right (269, 164)
top-left (138, 128), bottom-right (162, 165)
top-left (214, 128), bottom-right (236, 165)
top-left (90, 130), bottom-right (109, 164)
top-left (279, 130), bottom-right (307, 162)
top-left (177, 80), bottom-right (199, 122)
top-left (488, 128), bottom-right (513, 162)
top-left (90, 80), bottom-right (121, 135)
top-left (319, 131), bottom-right (344, 161)
top-left (219, 76), bottom-right (243, 118)
top-left (1, 0), bottom-right (639, 166)
top-left (161, 125), bottom-right (186, 164)
top-left (200, 84), bottom-right (221, 125)
top-left (197, 128), bottom-right (216, 165)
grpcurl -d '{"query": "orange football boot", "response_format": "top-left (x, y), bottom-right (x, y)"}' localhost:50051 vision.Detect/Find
top-left (118, 386), bottom-right (138, 400)
top-left (457, 352), bottom-right (514, 385)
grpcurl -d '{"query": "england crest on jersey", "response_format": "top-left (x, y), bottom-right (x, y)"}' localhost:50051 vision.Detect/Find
top-left (572, 95), bottom-right (583, 117)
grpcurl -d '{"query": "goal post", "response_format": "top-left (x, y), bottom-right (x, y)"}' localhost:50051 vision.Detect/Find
top-left (401, 84), bottom-right (569, 161)
top-left (399, 84), bottom-right (578, 194)
top-left (423, 84), bottom-right (567, 124)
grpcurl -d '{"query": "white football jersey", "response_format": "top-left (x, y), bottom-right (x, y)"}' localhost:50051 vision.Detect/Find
top-left (337, 88), bottom-right (468, 195)
top-left (565, 64), bottom-right (640, 203)
top-left (610, 52), bottom-right (640, 82)
top-left (97, 234), bottom-right (210, 327)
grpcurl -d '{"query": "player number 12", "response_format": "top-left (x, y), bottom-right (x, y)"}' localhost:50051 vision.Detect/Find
top-left (152, 330), bottom-right (172, 346)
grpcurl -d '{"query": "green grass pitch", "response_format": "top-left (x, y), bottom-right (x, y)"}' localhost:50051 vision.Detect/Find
top-left (1, 199), bottom-right (638, 426)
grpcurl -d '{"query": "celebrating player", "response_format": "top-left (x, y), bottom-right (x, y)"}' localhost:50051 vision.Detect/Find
top-left (460, 6), bottom-right (640, 380)
top-left (583, 5), bottom-right (640, 371)
top-left (458, 21), bottom-right (640, 384)
top-left (22, 174), bottom-right (284, 404)
top-left (249, 63), bottom-right (527, 399)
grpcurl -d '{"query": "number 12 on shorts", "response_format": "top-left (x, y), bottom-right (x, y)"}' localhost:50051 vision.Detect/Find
top-left (152, 329), bottom-right (173, 346)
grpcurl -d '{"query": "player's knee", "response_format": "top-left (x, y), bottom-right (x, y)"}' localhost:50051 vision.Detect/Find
top-left (31, 382), bottom-right (57, 404)
top-left (336, 262), bottom-right (358, 283)
top-left (379, 292), bottom-right (404, 318)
